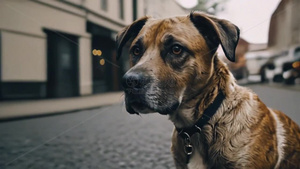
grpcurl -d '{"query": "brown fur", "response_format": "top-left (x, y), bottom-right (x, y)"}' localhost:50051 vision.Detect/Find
top-left (117, 12), bottom-right (300, 169)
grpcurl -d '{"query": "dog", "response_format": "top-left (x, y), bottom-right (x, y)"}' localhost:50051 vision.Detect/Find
top-left (116, 12), bottom-right (300, 169)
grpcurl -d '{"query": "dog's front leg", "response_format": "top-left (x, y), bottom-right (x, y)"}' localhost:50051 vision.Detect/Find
top-left (171, 130), bottom-right (188, 169)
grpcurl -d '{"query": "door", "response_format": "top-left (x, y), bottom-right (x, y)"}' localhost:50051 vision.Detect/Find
top-left (92, 35), bottom-right (114, 93)
top-left (45, 30), bottom-right (79, 98)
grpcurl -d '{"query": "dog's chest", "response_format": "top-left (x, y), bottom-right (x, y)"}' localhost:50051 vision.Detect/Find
top-left (188, 149), bottom-right (207, 169)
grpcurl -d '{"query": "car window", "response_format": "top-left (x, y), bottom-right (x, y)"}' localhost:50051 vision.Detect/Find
top-left (294, 47), bottom-right (300, 58)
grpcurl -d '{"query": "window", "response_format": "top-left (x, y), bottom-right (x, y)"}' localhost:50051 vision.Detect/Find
top-left (119, 0), bottom-right (124, 20)
top-left (294, 47), bottom-right (300, 58)
top-left (133, 0), bottom-right (137, 21)
top-left (101, 0), bottom-right (107, 11)
top-left (0, 31), bottom-right (1, 79)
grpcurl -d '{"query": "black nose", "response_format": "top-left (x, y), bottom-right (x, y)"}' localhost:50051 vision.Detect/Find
top-left (122, 71), bottom-right (150, 89)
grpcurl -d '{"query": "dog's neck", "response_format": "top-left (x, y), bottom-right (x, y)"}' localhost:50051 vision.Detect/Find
top-left (169, 57), bottom-right (236, 129)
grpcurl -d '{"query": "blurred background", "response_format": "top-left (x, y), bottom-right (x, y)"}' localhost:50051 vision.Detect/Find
top-left (0, 0), bottom-right (299, 169)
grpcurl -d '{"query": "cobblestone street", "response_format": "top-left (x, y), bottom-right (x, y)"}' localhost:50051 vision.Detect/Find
top-left (0, 84), bottom-right (299, 169)
top-left (0, 104), bottom-right (175, 169)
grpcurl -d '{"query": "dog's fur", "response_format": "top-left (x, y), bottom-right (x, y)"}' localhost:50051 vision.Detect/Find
top-left (116, 12), bottom-right (300, 169)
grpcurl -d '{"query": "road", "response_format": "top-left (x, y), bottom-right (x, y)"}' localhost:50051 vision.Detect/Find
top-left (0, 84), bottom-right (299, 169)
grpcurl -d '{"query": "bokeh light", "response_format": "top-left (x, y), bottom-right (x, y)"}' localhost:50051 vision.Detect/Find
top-left (99, 59), bottom-right (105, 65)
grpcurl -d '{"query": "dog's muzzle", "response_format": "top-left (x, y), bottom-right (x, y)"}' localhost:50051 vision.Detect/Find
top-left (122, 69), bottom-right (180, 115)
top-left (122, 70), bottom-right (153, 114)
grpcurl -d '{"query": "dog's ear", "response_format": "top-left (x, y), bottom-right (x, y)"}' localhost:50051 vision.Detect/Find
top-left (189, 12), bottom-right (240, 62)
top-left (116, 16), bottom-right (149, 59)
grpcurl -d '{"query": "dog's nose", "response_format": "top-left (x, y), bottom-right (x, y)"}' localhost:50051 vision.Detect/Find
top-left (122, 71), bottom-right (150, 89)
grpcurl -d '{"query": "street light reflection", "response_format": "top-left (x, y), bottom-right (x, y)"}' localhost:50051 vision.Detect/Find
top-left (99, 59), bottom-right (105, 65)
top-left (292, 61), bottom-right (300, 69)
top-left (92, 49), bottom-right (102, 56)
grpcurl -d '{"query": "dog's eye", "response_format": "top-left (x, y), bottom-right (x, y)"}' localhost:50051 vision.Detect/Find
top-left (132, 46), bottom-right (141, 56)
top-left (171, 45), bottom-right (183, 55)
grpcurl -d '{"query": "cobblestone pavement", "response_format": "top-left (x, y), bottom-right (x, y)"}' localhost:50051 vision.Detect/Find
top-left (0, 104), bottom-right (175, 169)
top-left (0, 84), bottom-right (299, 169)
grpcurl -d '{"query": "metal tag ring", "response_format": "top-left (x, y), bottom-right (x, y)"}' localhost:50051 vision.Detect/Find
top-left (184, 144), bottom-right (193, 155)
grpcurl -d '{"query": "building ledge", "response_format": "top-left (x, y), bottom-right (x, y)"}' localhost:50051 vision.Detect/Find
top-left (0, 92), bottom-right (124, 120)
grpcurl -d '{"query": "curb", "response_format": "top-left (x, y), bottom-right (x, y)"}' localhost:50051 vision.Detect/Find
top-left (0, 92), bottom-right (124, 121)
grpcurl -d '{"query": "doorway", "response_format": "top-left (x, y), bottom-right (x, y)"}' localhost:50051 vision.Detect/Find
top-left (45, 30), bottom-right (79, 98)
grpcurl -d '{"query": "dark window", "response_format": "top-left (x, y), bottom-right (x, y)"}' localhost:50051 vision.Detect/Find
top-left (133, 0), bottom-right (137, 21)
top-left (119, 0), bottom-right (124, 20)
top-left (101, 0), bottom-right (107, 11)
top-left (44, 29), bottom-right (79, 98)
top-left (294, 47), bottom-right (300, 58)
top-left (87, 21), bottom-right (123, 92)
top-left (0, 82), bottom-right (46, 100)
top-left (0, 31), bottom-right (2, 98)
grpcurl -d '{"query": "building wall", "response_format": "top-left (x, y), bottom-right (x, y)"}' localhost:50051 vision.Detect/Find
top-left (0, 0), bottom-right (187, 100)
top-left (83, 0), bottom-right (133, 25)
top-left (1, 31), bottom-right (46, 81)
top-left (79, 37), bottom-right (92, 95)
top-left (268, 0), bottom-right (300, 50)
top-left (143, 0), bottom-right (188, 18)
top-left (291, 0), bottom-right (300, 45)
top-left (0, 0), bottom-right (131, 99)
top-left (0, 0), bottom-right (89, 38)
top-left (0, 0), bottom-right (89, 97)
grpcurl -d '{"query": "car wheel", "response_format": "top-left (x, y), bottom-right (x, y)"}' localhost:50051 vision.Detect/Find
top-left (273, 74), bottom-right (284, 82)
top-left (260, 68), bottom-right (268, 83)
top-left (284, 77), bottom-right (295, 85)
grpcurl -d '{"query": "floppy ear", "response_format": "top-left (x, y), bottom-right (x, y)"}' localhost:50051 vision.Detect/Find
top-left (116, 16), bottom-right (149, 59)
top-left (189, 11), bottom-right (240, 62)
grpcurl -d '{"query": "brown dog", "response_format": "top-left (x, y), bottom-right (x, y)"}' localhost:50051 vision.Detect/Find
top-left (116, 12), bottom-right (300, 169)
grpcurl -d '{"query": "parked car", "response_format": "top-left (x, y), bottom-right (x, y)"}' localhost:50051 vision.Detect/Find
top-left (259, 51), bottom-right (285, 82)
top-left (272, 45), bottom-right (300, 82)
top-left (246, 51), bottom-right (270, 75)
top-left (260, 45), bottom-right (300, 83)
top-left (282, 60), bottom-right (300, 84)
top-left (246, 51), bottom-right (272, 82)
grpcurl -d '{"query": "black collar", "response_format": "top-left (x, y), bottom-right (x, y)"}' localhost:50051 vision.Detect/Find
top-left (175, 91), bottom-right (225, 163)
top-left (176, 91), bottom-right (225, 139)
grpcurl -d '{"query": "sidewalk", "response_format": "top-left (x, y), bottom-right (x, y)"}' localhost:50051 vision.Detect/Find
top-left (0, 92), bottom-right (124, 120)
top-left (1, 83), bottom-right (299, 120)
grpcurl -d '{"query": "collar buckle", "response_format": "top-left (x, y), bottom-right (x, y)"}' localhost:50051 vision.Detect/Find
top-left (182, 132), bottom-right (193, 156)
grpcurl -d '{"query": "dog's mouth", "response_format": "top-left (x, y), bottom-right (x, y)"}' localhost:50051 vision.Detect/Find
top-left (125, 97), bottom-right (179, 115)
top-left (126, 100), bottom-right (154, 114)
top-left (123, 82), bottom-right (181, 115)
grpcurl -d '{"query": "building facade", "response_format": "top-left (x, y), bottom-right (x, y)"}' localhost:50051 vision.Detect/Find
top-left (0, 0), bottom-right (135, 100)
top-left (0, 0), bottom-right (187, 100)
top-left (268, 0), bottom-right (300, 50)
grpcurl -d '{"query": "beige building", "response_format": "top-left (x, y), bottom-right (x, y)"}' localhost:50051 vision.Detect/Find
top-left (268, 0), bottom-right (300, 50)
top-left (0, 0), bottom-right (187, 101)
top-left (0, 0), bottom-right (135, 100)
top-left (141, 0), bottom-right (187, 18)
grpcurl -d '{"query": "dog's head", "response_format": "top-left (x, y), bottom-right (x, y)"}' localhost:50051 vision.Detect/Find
top-left (117, 12), bottom-right (239, 115)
